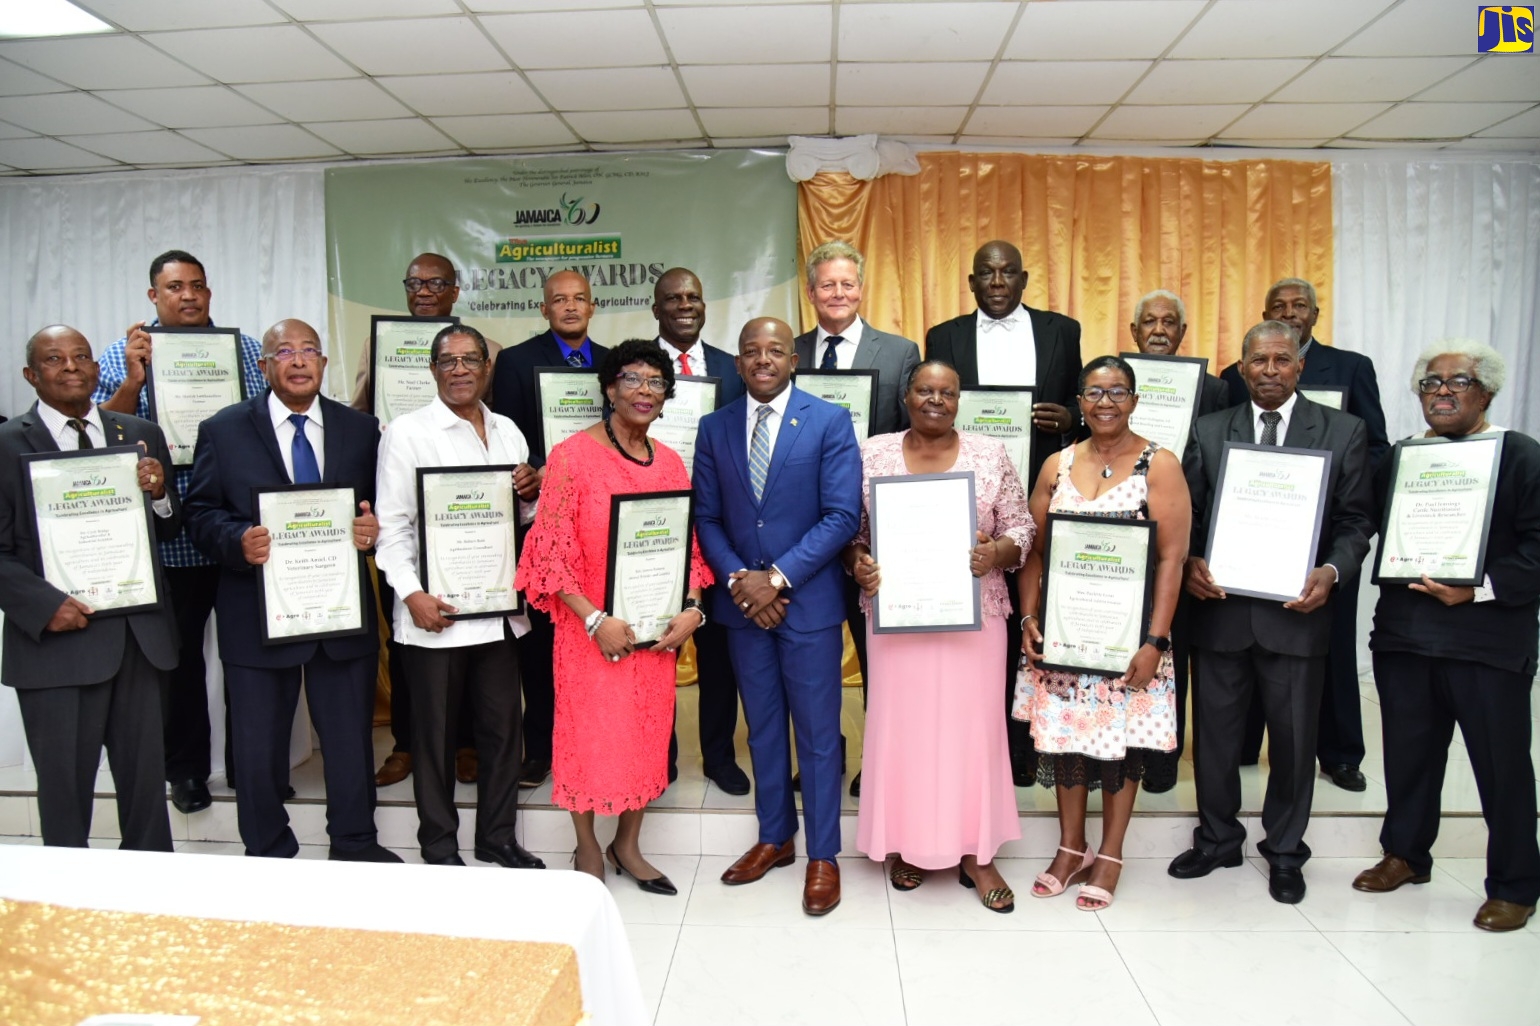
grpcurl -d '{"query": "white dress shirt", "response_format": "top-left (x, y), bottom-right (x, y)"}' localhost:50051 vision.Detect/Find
top-left (1250, 391), bottom-right (1300, 444)
top-left (37, 401), bottom-right (173, 518)
top-left (975, 305), bottom-right (1037, 386)
top-left (813, 316), bottom-right (864, 370)
top-left (657, 336), bottom-right (706, 377)
top-left (744, 382), bottom-right (795, 457)
top-left (268, 391), bottom-right (326, 482)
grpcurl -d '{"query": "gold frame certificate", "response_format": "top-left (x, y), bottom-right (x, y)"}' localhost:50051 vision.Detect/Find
top-left (1205, 442), bottom-right (1332, 602)
top-left (21, 446), bottom-right (163, 616)
top-left (144, 326), bottom-right (245, 466)
top-left (416, 465), bottom-right (521, 619)
top-left (1039, 514), bottom-right (1155, 676)
top-left (253, 484), bottom-right (367, 644)
top-left (648, 374), bottom-right (720, 478)
top-left (536, 366), bottom-right (603, 459)
top-left (605, 490), bottom-right (694, 647)
top-left (1373, 431), bottom-right (1504, 586)
top-left (793, 369), bottom-right (878, 442)
top-left (869, 471), bottom-right (981, 634)
top-left (369, 315), bottom-right (457, 426)
top-left (956, 386), bottom-right (1036, 485)
top-left (1121, 353), bottom-right (1207, 457)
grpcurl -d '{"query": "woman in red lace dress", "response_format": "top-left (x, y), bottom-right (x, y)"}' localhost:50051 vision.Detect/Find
top-left (517, 339), bottom-right (712, 892)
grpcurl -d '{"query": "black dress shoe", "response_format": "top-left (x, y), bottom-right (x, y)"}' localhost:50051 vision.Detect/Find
top-left (169, 779), bottom-right (212, 814)
top-left (606, 843), bottom-right (677, 895)
top-left (1269, 865), bottom-right (1306, 904)
top-left (329, 842), bottom-right (404, 863)
top-left (426, 853), bottom-right (467, 866)
top-left (518, 758), bottom-right (551, 788)
top-left (849, 771), bottom-right (862, 798)
top-left (1323, 764), bottom-right (1367, 792)
top-left (474, 842), bottom-right (546, 869)
top-left (1168, 847), bottom-right (1244, 879)
top-left (706, 763), bottom-right (751, 796)
top-left (667, 763), bottom-right (678, 784)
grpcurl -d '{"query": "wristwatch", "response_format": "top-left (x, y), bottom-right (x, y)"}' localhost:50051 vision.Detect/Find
top-left (768, 566), bottom-right (789, 591)
top-left (1143, 634), bottom-right (1171, 652)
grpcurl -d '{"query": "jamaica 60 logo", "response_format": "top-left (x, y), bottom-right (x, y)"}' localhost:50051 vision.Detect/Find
top-left (512, 192), bottom-right (601, 227)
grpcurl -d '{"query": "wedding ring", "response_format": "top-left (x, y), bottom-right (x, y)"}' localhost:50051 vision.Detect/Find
top-left (610, 654), bottom-right (619, 662)
top-left (149, 474), bottom-right (157, 485)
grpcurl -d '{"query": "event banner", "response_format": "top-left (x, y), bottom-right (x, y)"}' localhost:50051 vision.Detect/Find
top-left (325, 152), bottom-right (798, 403)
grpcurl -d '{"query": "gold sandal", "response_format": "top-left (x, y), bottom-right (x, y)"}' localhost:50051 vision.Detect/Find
top-left (959, 864), bottom-right (1015, 913)
top-left (889, 857), bottom-right (925, 891)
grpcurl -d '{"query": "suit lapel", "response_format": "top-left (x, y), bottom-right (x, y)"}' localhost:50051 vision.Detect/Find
top-left (98, 411), bottom-right (133, 449)
top-left (1226, 402), bottom-right (1255, 444)
top-left (1028, 307), bottom-right (1054, 386)
top-left (956, 320), bottom-right (981, 385)
top-left (318, 396), bottom-right (346, 484)
top-left (722, 397), bottom-right (754, 499)
top-left (759, 388), bottom-right (809, 503)
top-left (248, 392), bottom-right (290, 482)
top-left (19, 406), bottom-right (58, 454)
top-left (1283, 396), bottom-right (1324, 449)
top-left (852, 329), bottom-right (879, 370)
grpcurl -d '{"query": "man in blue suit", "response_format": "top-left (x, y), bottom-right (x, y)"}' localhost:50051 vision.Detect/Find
top-left (185, 319), bottom-right (399, 862)
top-left (694, 317), bottom-right (862, 915)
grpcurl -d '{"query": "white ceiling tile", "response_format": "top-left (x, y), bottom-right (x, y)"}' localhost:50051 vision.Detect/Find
top-left (839, 3), bottom-right (1018, 62)
top-left (527, 67), bottom-right (685, 111)
top-left (0, 92), bottom-right (156, 134)
top-left (658, 5), bottom-right (831, 64)
top-left (0, 121), bottom-right (38, 138)
top-left (236, 79), bottom-right (411, 121)
top-left (480, 11), bottom-right (665, 69)
top-left (270, 0), bottom-right (464, 17)
top-left (964, 106), bottom-right (1106, 138)
top-left (1006, 1), bottom-right (1208, 60)
top-left (1350, 101), bottom-right (1533, 139)
top-left (145, 27), bottom-right (360, 83)
top-left (1126, 59), bottom-right (1312, 105)
top-left (1474, 107), bottom-right (1540, 138)
top-left (1417, 57), bottom-right (1540, 103)
top-left (431, 112), bottom-right (577, 148)
top-left (837, 62), bottom-right (987, 106)
top-left (180, 124), bottom-right (343, 160)
top-left (982, 61), bottom-right (1151, 106)
top-left (0, 36), bottom-right (209, 90)
top-left (58, 130), bottom-right (229, 164)
top-left (589, 140), bottom-right (704, 151)
top-left (680, 64), bottom-right (830, 108)
top-left (834, 106), bottom-right (968, 135)
top-left (0, 58), bottom-right (68, 95)
top-left (377, 72), bottom-right (547, 116)
top-left (1209, 138), bottom-right (1335, 149)
top-left (0, 137), bottom-right (120, 169)
top-left (1219, 103), bottom-right (1392, 139)
top-left (303, 118), bottom-right (460, 154)
top-left (469, 0), bottom-right (640, 9)
top-left (959, 136), bottom-right (1082, 148)
top-left (697, 107), bottom-right (828, 137)
top-left (307, 18), bottom-right (511, 76)
top-left (1335, 0), bottom-right (1484, 56)
top-left (1096, 138), bottom-right (1208, 148)
top-left (1090, 104), bottom-right (1250, 139)
top-left (1271, 56), bottom-right (1478, 102)
top-left (75, 0), bottom-right (285, 31)
top-left (95, 86), bottom-right (283, 128)
top-left (1170, 0), bottom-right (1392, 58)
top-left (565, 108), bottom-right (700, 143)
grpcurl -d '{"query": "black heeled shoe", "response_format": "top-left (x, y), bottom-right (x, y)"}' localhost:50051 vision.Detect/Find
top-left (606, 842), bottom-right (677, 896)
top-left (959, 864), bottom-right (1015, 914)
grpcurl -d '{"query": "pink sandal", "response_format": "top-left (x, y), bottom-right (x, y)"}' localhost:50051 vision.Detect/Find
top-left (1076, 853), bottom-right (1124, 911)
top-left (1032, 844), bottom-right (1095, 898)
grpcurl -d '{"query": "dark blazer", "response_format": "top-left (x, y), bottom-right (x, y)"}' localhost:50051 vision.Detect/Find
top-left (489, 331), bottom-right (611, 467)
top-left (693, 386), bottom-right (863, 633)
top-left (1184, 395), bottom-right (1375, 657)
top-left (926, 305), bottom-right (1083, 482)
top-left (183, 392), bottom-right (380, 670)
top-left (793, 324), bottom-right (921, 436)
top-left (1199, 373), bottom-right (1234, 418)
top-left (1222, 340), bottom-right (1389, 466)
top-left (0, 404), bottom-right (181, 689)
top-left (695, 341), bottom-right (746, 407)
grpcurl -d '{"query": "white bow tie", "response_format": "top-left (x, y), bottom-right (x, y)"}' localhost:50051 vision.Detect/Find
top-left (980, 314), bottom-right (1019, 332)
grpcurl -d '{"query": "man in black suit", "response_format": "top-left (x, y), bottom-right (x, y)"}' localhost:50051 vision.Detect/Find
top-left (1170, 319), bottom-right (1374, 904)
top-left (1222, 279), bottom-right (1389, 792)
top-left (184, 319), bottom-right (399, 862)
top-left (490, 268), bottom-right (609, 787)
top-left (651, 267), bottom-right (751, 796)
top-left (0, 325), bottom-right (178, 850)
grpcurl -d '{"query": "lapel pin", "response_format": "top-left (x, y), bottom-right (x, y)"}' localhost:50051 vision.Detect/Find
top-left (790, 418), bottom-right (798, 426)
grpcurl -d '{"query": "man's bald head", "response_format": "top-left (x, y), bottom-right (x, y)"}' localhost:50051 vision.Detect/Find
top-left (541, 270), bottom-right (595, 344)
top-left (736, 317), bottom-right (797, 403)
top-left (969, 240), bottom-right (1028, 320)
top-left (22, 324), bottom-right (98, 417)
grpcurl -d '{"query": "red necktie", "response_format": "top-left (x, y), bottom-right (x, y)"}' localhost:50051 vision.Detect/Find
top-left (679, 351), bottom-right (692, 376)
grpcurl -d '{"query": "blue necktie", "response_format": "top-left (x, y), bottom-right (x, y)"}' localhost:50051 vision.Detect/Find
top-left (566, 350), bottom-right (586, 367)
top-left (749, 404), bottom-right (773, 502)
top-left (820, 335), bottom-right (842, 370)
top-left (289, 413), bottom-right (320, 483)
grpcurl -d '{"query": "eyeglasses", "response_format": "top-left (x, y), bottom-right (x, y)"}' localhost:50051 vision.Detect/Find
top-left (435, 355), bottom-right (485, 372)
top-left (268, 347), bottom-right (322, 363)
top-left (616, 371), bottom-right (668, 395)
top-left (403, 277), bottom-right (455, 294)
top-left (913, 386), bottom-right (958, 401)
top-left (1417, 375), bottom-right (1481, 394)
top-left (1079, 386), bottom-right (1133, 404)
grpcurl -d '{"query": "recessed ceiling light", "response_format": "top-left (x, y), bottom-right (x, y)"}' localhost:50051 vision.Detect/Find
top-left (0, 0), bottom-right (113, 39)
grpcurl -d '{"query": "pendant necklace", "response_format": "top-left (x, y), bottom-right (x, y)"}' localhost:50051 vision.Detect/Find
top-left (1088, 437), bottom-right (1119, 478)
top-left (604, 414), bottom-right (655, 467)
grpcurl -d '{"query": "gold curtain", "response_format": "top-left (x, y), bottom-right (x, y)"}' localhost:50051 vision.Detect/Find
top-left (797, 153), bottom-right (1333, 374)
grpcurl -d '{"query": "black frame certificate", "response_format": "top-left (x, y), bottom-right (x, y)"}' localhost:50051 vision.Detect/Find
top-left (605, 490), bottom-right (695, 648)
top-left (416, 465), bottom-right (521, 619)
top-left (21, 446), bottom-right (163, 616)
top-left (1204, 442), bottom-right (1332, 602)
top-left (649, 374), bottom-right (721, 478)
top-left (144, 326), bottom-right (245, 466)
top-left (1039, 514), bottom-right (1156, 676)
top-left (1121, 353), bottom-right (1207, 457)
top-left (1372, 431), bottom-right (1504, 586)
top-left (1299, 385), bottom-right (1347, 410)
top-left (793, 369), bottom-right (878, 442)
top-left (253, 484), bottom-right (368, 645)
top-left (369, 314), bottom-right (458, 426)
top-left (956, 386), bottom-right (1035, 486)
top-left (869, 471), bottom-right (981, 634)
top-left (536, 366), bottom-right (603, 459)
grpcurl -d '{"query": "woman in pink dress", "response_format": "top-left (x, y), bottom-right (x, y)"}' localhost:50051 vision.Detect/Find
top-left (846, 360), bottom-right (1032, 913)
top-left (517, 339), bottom-right (712, 892)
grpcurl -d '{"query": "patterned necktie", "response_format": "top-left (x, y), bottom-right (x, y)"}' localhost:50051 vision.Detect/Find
top-left (289, 413), bottom-right (321, 484)
top-left (66, 417), bottom-right (92, 450)
top-left (1260, 410), bottom-right (1282, 447)
top-left (565, 350), bottom-right (586, 368)
top-left (820, 335), bottom-right (842, 370)
top-left (679, 350), bottom-right (692, 376)
top-left (749, 404), bottom-right (773, 502)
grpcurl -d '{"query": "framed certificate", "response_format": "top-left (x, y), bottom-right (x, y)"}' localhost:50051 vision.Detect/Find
top-left (416, 465), bottom-right (521, 618)
top-left (144, 326), bottom-right (245, 466)
top-left (535, 366), bottom-right (604, 459)
top-left (253, 484), bottom-right (368, 644)
top-left (1038, 514), bottom-right (1156, 676)
top-left (869, 471), bottom-right (981, 634)
top-left (1372, 431), bottom-right (1504, 586)
top-left (793, 369), bottom-right (878, 442)
top-left (1121, 353), bottom-right (1207, 457)
top-left (648, 374), bottom-right (721, 478)
top-left (1299, 385), bottom-right (1347, 410)
top-left (605, 490), bottom-right (695, 648)
top-left (369, 315), bottom-right (457, 426)
top-left (1204, 442), bottom-right (1333, 602)
top-left (20, 446), bottom-right (164, 616)
top-left (956, 386), bottom-right (1036, 486)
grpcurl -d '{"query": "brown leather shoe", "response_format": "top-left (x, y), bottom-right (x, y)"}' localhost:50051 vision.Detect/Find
top-left (455, 747), bottom-right (479, 784)
top-left (1352, 855), bottom-right (1431, 893)
top-left (375, 751), bottom-right (412, 787)
top-left (1475, 898), bottom-right (1536, 932)
top-left (802, 859), bottom-right (841, 916)
top-left (721, 839), bottom-right (796, 885)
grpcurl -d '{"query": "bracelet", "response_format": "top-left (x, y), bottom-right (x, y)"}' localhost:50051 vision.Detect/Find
top-left (683, 598), bottom-right (707, 628)
top-left (1020, 615), bottom-right (1037, 629)
top-left (585, 609), bottom-right (608, 638)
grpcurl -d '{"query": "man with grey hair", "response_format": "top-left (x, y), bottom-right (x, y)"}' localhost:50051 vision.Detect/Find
top-left (1129, 289), bottom-right (1231, 417)
top-left (1172, 319), bottom-right (1374, 905)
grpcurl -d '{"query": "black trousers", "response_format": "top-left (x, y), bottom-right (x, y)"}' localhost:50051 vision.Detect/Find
top-left (518, 606), bottom-right (556, 763)
top-left (1374, 651), bottom-right (1540, 906)
top-left (380, 577), bottom-right (473, 754)
top-left (17, 638), bottom-right (172, 851)
top-left (403, 631), bottom-right (522, 862)
top-left (1192, 645), bottom-right (1324, 869)
top-left (225, 654), bottom-right (378, 858)
top-left (162, 564), bottom-right (223, 782)
top-left (1170, 591), bottom-right (1194, 758)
